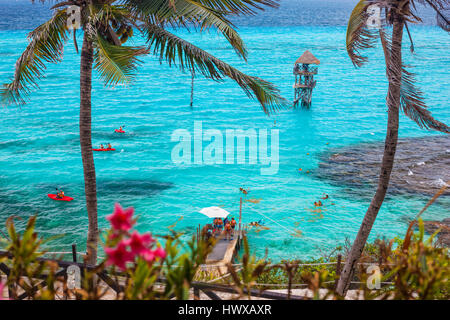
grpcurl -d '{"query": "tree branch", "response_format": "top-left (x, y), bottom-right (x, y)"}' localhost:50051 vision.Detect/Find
top-left (73, 28), bottom-right (79, 53)
top-left (404, 22), bottom-right (414, 53)
top-left (107, 24), bottom-right (122, 46)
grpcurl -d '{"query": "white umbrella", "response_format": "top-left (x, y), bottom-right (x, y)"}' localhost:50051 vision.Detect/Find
top-left (198, 206), bottom-right (230, 219)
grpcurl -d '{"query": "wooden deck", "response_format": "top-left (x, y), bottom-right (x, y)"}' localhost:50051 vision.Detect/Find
top-left (202, 230), bottom-right (243, 276)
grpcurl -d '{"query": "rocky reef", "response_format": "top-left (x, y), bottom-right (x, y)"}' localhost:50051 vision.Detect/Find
top-left (316, 135), bottom-right (449, 196)
top-left (316, 135), bottom-right (450, 246)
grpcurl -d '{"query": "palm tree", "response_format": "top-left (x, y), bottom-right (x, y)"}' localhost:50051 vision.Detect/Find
top-left (336, 0), bottom-right (449, 296)
top-left (1, 0), bottom-right (286, 265)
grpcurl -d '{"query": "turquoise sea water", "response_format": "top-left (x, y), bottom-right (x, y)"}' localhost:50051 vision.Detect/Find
top-left (0, 4), bottom-right (449, 260)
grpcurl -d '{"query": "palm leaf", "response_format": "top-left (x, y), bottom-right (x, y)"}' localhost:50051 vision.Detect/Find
top-left (346, 0), bottom-right (380, 67)
top-left (399, 66), bottom-right (449, 133)
top-left (436, 7), bottom-right (450, 31)
top-left (414, 0), bottom-right (450, 31)
top-left (379, 26), bottom-right (449, 133)
top-left (1, 9), bottom-right (69, 105)
top-left (93, 33), bottom-right (149, 87)
top-left (126, 0), bottom-right (248, 59)
top-left (192, 0), bottom-right (280, 16)
top-left (144, 23), bottom-right (286, 113)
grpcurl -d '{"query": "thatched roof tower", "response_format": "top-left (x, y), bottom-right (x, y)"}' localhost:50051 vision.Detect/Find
top-left (293, 50), bottom-right (319, 108)
top-left (294, 50), bottom-right (320, 65)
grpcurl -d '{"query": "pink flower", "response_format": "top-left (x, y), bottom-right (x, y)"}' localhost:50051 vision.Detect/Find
top-left (105, 241), bottom-right (134, 270)
top-left (141, 249), bottom-right (155, 263)
top-left (141, 247), bottom-right (166, 263)
top-left (124, 231), bottom-right (155, 255)
top-left (154, 247), bottom-right (166, 259)
top-left (106, 203), bottom-right (135, 231)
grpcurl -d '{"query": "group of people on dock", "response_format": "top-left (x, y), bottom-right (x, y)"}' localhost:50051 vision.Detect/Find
top-left (211, 217), bottom-right (237, 241)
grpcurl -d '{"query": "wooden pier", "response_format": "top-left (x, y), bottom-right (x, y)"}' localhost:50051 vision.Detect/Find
top-left (198, 192), bottom-right (247, 277)
top-left (200, 229), bottom-right (244, 276)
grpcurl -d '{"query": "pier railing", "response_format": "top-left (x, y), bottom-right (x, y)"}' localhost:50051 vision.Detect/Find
top-left (0, 243), bottom-right (395, 300)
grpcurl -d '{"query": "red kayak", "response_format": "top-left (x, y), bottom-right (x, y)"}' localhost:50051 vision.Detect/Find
top-left (48, 194), bottom-right (74, 202)
top-left (93, 148), bottom-right (116, 151)
top-left (115, 129), bottom-right (125, 133)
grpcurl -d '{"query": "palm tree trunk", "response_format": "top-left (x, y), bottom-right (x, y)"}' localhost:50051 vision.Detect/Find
top-left (336, 13), bottom-right (404, 296)
top-left (80, 31), bottom-right (98, 265)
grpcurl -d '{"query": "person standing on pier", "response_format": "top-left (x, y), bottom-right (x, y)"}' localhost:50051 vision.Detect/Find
top-left (225, 221), bottom-right (232, 241)
top-left (217, 218), bottom-right (224, 235)
top-left (230, 217), bottom-right (237, 238)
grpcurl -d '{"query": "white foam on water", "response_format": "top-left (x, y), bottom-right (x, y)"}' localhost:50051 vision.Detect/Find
top-left (417, 161), bottom-right (425, 166)
top-left (408, 170), bottom-right (414, 176)
top-left (433, 179), bottom-right (448, 187)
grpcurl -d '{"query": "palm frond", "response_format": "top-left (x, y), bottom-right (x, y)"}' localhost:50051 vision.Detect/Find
top-left (185, 0), bottom-right (248, 59)
top-left (192, 0), bottom-right (280, 16)
top-left (414, 0), bottom-right (450, 31)
top-left (126, 0), bottom-right (248, 59)
top-left (91, 3), bottom-right (132, 27)
top-left (1, 9), bottom-right (69, 105)
top-left (436, 7), bottom-right (450, 31)
top-left (89, 4), bottom-right (135, 45)
top-left (144, 23), bottom-right (286, 113)
top-left (399, 66), bottom-right (449, 133)
top-left (346, 0), bottom-right (381, 67)
top-left (379, 26), bottom-right (449, 133)
top-left (93, 33), bottom-right (149, 87)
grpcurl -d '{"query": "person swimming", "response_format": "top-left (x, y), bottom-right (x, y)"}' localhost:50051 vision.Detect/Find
top-left (321, 193), bottom-right (329, 200)
top-left (239, 187), bottom-right (249, 195)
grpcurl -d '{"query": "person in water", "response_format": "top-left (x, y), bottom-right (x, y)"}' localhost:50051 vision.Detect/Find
top-left (321, 193), bottom-right (329, 200)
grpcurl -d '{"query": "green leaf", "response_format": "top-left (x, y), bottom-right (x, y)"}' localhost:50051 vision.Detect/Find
top-left (346, 0), bottom-right (379, 67)
top-left (93, 33), bottom-right (149, 87)
top-left (0, 9), bottom-right (69, 105)
top-left (126, 0), bottom-right (248, 59)
top-left (144, 24), bottom-right (287, 113)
